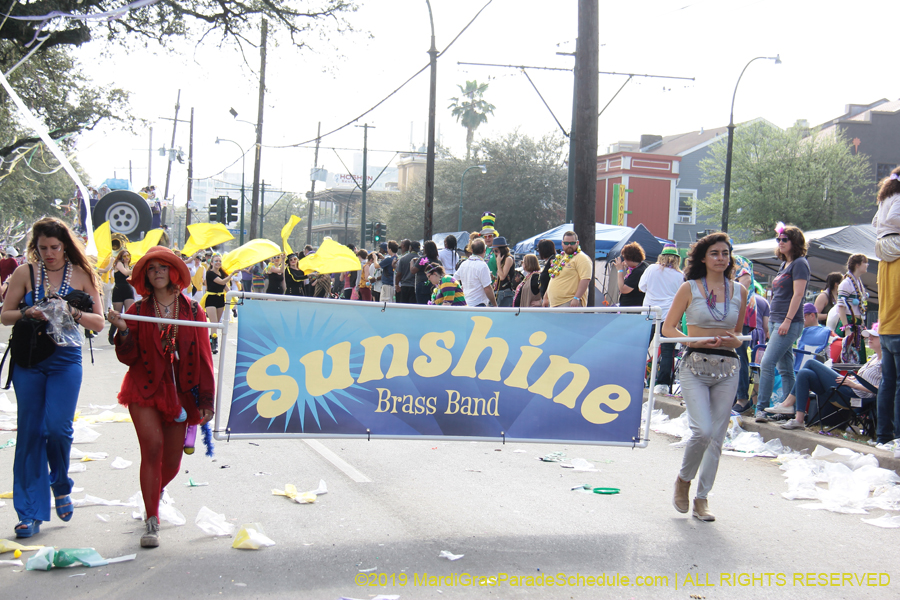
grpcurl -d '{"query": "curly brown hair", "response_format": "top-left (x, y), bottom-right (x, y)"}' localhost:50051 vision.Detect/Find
top-left (774, 225), bottom-right (807, 261)
top-left (877, 165), bottom-right (900, 203)
top-left (683, 232), bottom-right (734, 281)
top-left (621, 242), bottom-right (645, 263)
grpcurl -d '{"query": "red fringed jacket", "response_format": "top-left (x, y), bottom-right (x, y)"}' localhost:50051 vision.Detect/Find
top-left (115, 294), bottom-right (215, 424)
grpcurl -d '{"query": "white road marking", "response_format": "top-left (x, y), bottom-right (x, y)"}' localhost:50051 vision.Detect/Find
top-left (303, 439), bottom-right (372, 483)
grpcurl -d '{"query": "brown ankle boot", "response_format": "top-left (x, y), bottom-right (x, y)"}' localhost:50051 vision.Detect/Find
top-left (692, 498), bottom-right (715, 522)
top-left (673, 476), bottom-right (690, 513)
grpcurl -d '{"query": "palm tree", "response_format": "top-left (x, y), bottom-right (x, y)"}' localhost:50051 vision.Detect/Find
top-left (448, 80), bottom-right (496, 160)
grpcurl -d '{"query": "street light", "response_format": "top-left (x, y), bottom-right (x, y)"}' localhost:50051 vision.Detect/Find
top-left (215, 137), bottom-right (246, 245)
top-left (459, 165), bottom-right (487, 231)
top-left (722, 54), bottom-right (781, 233)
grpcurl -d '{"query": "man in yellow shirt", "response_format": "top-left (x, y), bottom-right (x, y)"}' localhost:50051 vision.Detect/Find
top-left (544, 231), bottom-right (592, 308)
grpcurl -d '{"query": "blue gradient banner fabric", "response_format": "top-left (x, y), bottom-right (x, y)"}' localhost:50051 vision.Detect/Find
top-left (227, 299), bottom-right (652, 444)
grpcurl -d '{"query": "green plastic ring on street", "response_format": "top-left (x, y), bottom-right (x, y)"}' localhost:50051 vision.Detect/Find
top-left (592, 487), bottom-right (620, 495)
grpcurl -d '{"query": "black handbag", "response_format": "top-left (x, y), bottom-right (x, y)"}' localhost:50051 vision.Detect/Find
top-left (2, 266), bottom-right (58, 388)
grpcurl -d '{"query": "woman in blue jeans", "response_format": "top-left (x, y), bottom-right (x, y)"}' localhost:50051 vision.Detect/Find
top-left (765, 324), bottom-right (881, 429)
top-left (0, 218), bottom-right (105, 538)
top-left (755, 224), bottom-right (810, 422)
top-left (663, 232), bottom-right (747, 522)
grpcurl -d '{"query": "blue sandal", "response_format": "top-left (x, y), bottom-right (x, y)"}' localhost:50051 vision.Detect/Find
top-left (55, 494), bottom-right (74, 522)
top-left (15, 519), bottom-right (41, 538)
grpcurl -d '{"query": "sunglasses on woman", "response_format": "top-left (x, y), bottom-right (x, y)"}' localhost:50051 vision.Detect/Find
top-left (775, 237), bottom-right (790, 243)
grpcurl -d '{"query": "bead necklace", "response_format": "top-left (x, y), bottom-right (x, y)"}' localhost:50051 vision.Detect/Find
top-left (549, 247), bottom-right (582, 278)
top-left (846, 272), bottom-right (867, 318)
top-left (701, 277), bottom-right (730, 322)
top-left (153, 295), bottom-right (179, 362)
top-left (40, 259), bottom-right (72, 298)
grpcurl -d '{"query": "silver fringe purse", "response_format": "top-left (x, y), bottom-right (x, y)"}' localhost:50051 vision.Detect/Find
top-left (681, 349), bottom-right (739, 379)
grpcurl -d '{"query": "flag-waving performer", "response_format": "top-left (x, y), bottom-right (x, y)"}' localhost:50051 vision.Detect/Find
top-left (107, 246), bottom-right (215, 548)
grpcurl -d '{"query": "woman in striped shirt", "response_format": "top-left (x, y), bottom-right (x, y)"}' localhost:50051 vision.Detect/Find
top-left (425, 263), bottom-right (466, 306)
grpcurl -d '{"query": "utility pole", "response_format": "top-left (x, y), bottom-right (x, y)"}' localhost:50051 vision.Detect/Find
top-left (356, 123), bottom-right (374, 248)
top-left (306, 122), bottom-right (321, 246)
top-left (162, 89), bottom-right (181, 228)
top-left (558, 46), bottom-right (578, 224)
top-left (148, 126), bottom-right (153, 188)
top-left (184, 107), bottom-right (195, 244)
top-left (260, 180), bottom-right (267, 239)
top-left (574, 0), bottom-right (599, 305)
top-left (424, 0), bottom-right (437, 241)
top-left (250, 18), bottom-right (268, 239)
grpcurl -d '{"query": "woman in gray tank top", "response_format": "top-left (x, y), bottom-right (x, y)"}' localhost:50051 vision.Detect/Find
top-left (662, 232), bottom-right (747, 522)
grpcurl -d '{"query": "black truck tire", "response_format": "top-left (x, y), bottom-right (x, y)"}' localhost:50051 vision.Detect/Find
top-left (92, 190), bottom-right (152, 241)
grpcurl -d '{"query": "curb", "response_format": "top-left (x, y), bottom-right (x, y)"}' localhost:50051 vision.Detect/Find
top-left (646, 391), bottom-right (900, 475)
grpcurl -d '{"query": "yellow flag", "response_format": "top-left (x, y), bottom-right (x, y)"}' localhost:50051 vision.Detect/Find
top-left (93, 222), bottom-right (112, 264)
top-left (281, 215), bottom-right (302, 255)
top-left (181, 223), bottom-right (235, 257)
top-left (221, 239), bottom-right (282, 274)
top-left (126, 229), bottom-right (165, 263)
top-left (297, 238), bottom-right (362, 275)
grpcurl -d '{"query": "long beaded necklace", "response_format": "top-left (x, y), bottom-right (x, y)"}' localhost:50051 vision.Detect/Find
top-left (549, 246), bottom-right (582, 278)
top-left (40, 259), bottom-right (71, 298)
top-left (846, 272), bottom-right (867, 319)
top-left (701, 277), bottom-right (730, 322)
top-left (153, 295), bottom-right (179, 362)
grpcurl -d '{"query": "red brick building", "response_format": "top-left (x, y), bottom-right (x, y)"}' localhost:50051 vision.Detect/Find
top-left (596, 152), bottom-right (681, 240)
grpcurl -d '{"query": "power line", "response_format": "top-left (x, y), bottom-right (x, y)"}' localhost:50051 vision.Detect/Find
top-left (264, 0), bottom-right (494, 150)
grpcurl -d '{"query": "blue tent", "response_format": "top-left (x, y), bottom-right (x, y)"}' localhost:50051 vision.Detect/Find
top-left (513, 223), bottom-right (671, 259)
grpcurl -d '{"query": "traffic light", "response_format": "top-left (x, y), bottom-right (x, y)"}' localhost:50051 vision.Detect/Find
top-left (365, 221), bottom-right (374, 242)
top-left (374, 222), bottom-right (383, 242)
top-left (208, 196), bottom-right (224, 223)
top-left (226, 197), bottom-right (239, 223)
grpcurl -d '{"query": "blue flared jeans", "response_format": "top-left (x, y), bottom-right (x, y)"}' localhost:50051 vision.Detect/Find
top-left (12, 345), bottom-right (82, 523)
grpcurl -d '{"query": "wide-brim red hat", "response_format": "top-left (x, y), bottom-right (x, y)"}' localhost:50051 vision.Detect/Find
top-left (129, 246), bottom-right (191, 296)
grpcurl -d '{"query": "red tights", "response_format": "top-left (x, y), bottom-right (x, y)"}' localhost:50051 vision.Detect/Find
top-left (128, 404), bottom-right (186, 519)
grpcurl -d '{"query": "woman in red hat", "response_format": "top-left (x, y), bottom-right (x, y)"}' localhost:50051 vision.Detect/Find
top-left (107, 246), bottom-right (215, 549)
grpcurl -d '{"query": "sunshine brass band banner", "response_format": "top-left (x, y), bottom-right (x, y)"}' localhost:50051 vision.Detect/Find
top-left (226, 299), bottom-right (652, 444)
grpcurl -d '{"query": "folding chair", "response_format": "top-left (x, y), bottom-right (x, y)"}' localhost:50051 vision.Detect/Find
top-left (821, 371), bottom-right (878, 439)
top-left (792, 325), bottom-right (832, 371)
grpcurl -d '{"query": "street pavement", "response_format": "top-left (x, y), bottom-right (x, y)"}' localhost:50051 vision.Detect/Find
top-left (0, 323), bottom-right (897, 600)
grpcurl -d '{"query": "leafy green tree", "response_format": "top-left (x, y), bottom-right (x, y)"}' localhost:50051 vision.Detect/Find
top-left (0, 1), bottom-right (359, 54)
top-left (0, 46), bottom-right (131, 179)
top-left (449, 80), bottom-right (496, 161)
top-left (0, 155), bottom-right (88, 226)
top-left (370, 131), bottom-right (567, 246)
top-left (698, 121), bottom-right (872, 241)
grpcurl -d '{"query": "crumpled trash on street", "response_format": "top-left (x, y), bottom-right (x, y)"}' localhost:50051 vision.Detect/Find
top-left (130, 490), bottom-right (186, 525)
top-left (72, 421), bottom-right (101, 444)
top-left (110, 456), bottom-right (132, 469)
top-left (778, 445), bottom-right (900, 519)
top-left (72, 494), bottom-right (137, 508)
top-left (861, 514), bottom-right (900, 528)
top-left (560, 458), bottom-right (600, 472)
top-left (0, 539), bottom-right (44, 554)
top-left (439, 550), bottom-right (464, 560)
top-left (272, 480), bottom-right (327, 504)
top-left (196, 506), bottom-right (236, 537)
top-left (25, 546), bottom-right (136, 570)
top-left (539, 451), bottom-right (566, 462)
top-left (232, 523), bottom-right (276, 549)
top-left (0, 393), bottom-right (16, 413)
top-left (70, 447), bottom-right (108, 461)
top-left (724, 431), bottom-right (789, 457)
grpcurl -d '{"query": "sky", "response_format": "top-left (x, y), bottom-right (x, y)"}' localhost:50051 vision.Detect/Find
top-left (69, 0), bottom-right (900, 208)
